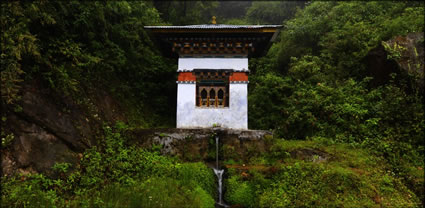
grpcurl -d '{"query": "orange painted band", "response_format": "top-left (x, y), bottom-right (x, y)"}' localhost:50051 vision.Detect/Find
top-left (178, 72), bottom-right (196, 81)
top-left (229, 72), bottom-right (248, 81)
top-left (178, 72), bottom-right (248, 81)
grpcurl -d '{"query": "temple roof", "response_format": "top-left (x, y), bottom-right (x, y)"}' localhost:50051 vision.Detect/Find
top-left (144, 24), bottom-right (282, 58)
top-left (145, 24), bottom-right (282, 29)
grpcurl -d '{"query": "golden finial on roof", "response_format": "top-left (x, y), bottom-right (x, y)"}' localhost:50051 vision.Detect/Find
top-left (212, 16), bottom-right (216, 24)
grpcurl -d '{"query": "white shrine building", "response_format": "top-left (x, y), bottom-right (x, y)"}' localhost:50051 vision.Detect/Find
top-left (145, 19), bottom-right (281, 129)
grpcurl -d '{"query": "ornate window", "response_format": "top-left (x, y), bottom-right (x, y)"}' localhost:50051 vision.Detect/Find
top-left (194, 69), bottom-right (230, 108)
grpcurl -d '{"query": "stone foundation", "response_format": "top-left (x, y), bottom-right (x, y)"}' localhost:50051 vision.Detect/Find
top-left (129, 128), bottom-right (272, 162)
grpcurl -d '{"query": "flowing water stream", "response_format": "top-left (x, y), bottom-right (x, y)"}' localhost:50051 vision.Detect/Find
top-left (213, 136), bottom-right (228, 207)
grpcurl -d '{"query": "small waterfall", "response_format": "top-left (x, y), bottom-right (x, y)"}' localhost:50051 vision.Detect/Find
top-left (213, 136), bottom-right (227, 207)
top-left (214, 169), bottom-right (224, 204)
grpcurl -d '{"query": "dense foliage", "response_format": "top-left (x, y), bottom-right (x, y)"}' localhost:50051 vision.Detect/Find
top-left (247, 1), bottom-right (424, 205)
top-left (1, 1), bottom-right (176, 127)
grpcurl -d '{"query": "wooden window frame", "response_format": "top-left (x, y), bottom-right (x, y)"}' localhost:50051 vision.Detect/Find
top-left (194, 69), bottom-right (230, 108)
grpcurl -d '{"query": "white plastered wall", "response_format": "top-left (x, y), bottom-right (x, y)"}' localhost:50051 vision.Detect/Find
top-left (176, 57), bottom-right (248, 129)
top-left (176, 83), bottom-right (248, 129)
top-left (178, 58), bottom-right (248, 71)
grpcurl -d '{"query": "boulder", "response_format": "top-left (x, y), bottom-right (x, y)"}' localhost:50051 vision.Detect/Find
top-left (365, 32), bottom-right (424, 91)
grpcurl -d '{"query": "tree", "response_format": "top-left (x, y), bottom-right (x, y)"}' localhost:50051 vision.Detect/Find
top-left (153, 0), bottom-right (219, 25)
top-left (246, 1), bottom-right (307, 25)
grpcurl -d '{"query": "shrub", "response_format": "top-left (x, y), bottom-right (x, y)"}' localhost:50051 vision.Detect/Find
top-left (175, 162), bottom-right (215, 196)
top-left (225, 175), bottom-right (257, 208)
top-left (1, 174), bottom-right (64, 208)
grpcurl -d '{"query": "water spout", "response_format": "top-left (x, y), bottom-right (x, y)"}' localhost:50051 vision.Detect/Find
top-left (215, 136), bottom-right (219, 169)
top-left (213, 136), bottom-right (228, 207)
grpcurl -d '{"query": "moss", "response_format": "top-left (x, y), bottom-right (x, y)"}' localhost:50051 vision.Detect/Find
top-left (92, 177), bottom-right (215, 208)
top-left (222, 144), bottom-right (239, 161)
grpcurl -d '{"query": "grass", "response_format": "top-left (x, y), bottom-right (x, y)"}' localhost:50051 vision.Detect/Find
top-left (223, 138), bottom-right (422, 208)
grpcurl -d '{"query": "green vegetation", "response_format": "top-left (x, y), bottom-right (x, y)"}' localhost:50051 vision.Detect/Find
top-left (1, 1), bottom-right (176, 127)
top-left (224, 139), bottom-right (422, 208)
top-left (1, 1), bottom-right (424, 207)
top-left (1, 123), bottom-right (215, 208)
top-left (247, 2), bottom-right (424, 205)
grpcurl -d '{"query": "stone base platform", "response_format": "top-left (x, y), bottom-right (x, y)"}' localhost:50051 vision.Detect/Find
top-left (129, 128), bottom-right (273, 162)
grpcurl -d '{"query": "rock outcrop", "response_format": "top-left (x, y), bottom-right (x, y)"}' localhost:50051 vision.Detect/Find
top-left (1, 80), bottom-right (126, 176)
top-left (365, 32), bottom-right (424, 91)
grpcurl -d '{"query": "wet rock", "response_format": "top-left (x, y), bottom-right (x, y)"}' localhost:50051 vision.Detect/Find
top-left (17, 88), bottom-right (89, 151)
top-left (4, 112), bottom-right (79, 176)
top-left (1, 80), bottom-right (126, 176)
